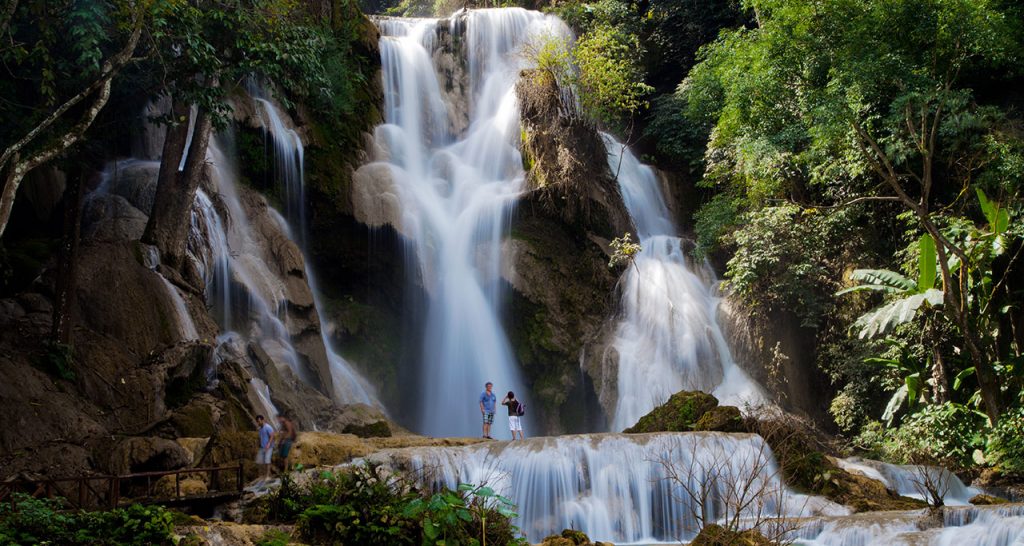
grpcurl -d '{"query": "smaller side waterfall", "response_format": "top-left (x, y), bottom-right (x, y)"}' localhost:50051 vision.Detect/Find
top-left (602, 135), bottom-right (763, 431)
top-left (837, 457), bottom-right (981, 506)
top-left (367, 432), bottom-right (845, 544)
top-left (246, 91), bottom-right (380, 408)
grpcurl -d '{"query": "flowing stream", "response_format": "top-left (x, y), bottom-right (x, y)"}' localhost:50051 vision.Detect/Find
top-left (368, 432), bottom-right (847, 544)
top-left (372, 9), bottom-right (568, 436)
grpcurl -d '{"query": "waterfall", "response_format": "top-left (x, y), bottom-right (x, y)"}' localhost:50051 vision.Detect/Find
top-left (601, 134), bottom-right (764, 431)
top-left (836, 457), bottom-right (982, 506)
top-left (367, 432), bottom-right (846, 544)
top-left (247, 90), bottom-right (380, 407)
top-left (790, 504), bottom-right (1024, 545)
top-left (372, 9), bottom-right (569, 436)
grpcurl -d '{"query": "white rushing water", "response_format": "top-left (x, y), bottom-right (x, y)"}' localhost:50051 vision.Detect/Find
top-left (836, 457), bottom-right (981, 506)
top-left (790, 504), bottom-right (1024, 545)
top-left (373, 9), bottom-right (569, 436)
top-left (183, 99), bottom-right (377, 406)
top-left (602, 135), bottom-right (764, 431)
top-left (369, 432), bottom-right (846, 544)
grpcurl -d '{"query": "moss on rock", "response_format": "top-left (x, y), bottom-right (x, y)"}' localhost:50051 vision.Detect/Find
top-left (691, 524), bottom-right (771, 546)
top-left (969, 493), bottom-right (1009, 505)
top-left (624, 391), bottom-right (719, 433)
top-left (694, 405), bottom-right (744, 433)
top-left (342, 420), bottom-right (391, 438)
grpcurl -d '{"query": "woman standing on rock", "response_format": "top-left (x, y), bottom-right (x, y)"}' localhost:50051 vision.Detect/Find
top-left (501, 391), bottom-right (525, 440)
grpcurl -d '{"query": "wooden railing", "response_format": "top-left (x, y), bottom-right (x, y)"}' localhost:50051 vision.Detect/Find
top-left (0, 465), bottom-right (243, 510)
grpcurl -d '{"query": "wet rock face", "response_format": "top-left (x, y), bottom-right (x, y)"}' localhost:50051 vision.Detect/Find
top-left (107, 436), bottom-right (192, 474)
top-left (496, 70), bottom-right (637, 433)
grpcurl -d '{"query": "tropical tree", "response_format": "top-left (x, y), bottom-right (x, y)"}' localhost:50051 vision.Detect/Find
top-left (0, 0), bottom-right (145, 238)
top-left (682, 0), bottom-right (1024, 422)
top-left (140, 0), bottom-right (332, 268)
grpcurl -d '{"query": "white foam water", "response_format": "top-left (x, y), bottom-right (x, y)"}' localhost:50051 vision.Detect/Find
top-left (373, 9), bottom-right (570, 436)
top-left (601, 135), bottom-right (764, 431)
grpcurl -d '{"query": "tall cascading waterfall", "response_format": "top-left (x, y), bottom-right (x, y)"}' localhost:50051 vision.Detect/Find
top-left (372, 9), bottom-right (568, 436)
top-left (187, 125), bottom-right (378, 407)
top-left (602, 135), bottom-right (764, 431)
top-left (248, 94), bottom-right (379, 407)
top-left (367, 432), bottom-right (846, 544)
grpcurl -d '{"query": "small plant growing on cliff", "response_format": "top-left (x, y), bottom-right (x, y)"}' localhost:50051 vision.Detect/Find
top-left (609, 232), bottom-right (642, 272)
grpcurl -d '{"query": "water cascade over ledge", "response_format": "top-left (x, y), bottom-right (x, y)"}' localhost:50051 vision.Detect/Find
top-left (601, 135), bottom-right (764, 430)
top-left (367, 432), bottom-right (846, 544)
top-left (369, 9), bottom-right (570, 436)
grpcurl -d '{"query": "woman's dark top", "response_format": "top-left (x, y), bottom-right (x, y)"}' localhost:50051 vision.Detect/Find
top-left (502, 398), bottom-right (518, 416)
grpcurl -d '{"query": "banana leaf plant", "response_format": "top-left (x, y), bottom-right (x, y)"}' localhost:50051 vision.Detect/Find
top-left (838, 233), bottom-right (944, 339)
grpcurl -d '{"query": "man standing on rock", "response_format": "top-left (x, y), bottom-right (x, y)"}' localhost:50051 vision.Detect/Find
top-left (276, 414), bottom-right (297, 474)
top-left (256, 415), bottom-right (274, 479)
top-left (479, 382), bottom-right (496, 439)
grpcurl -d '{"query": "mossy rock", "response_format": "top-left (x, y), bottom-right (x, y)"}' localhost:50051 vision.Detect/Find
top-left (342, 420), bottom-right (391, 438)
top-left (170, 403), bottom-right (216, 438)
top-left (202, 430), bottom-right (260, 484)
top-left (624, 391), bottom-right (719, 433)
top-left (969, 493), bottom-right (1010, 505)
top-left (693, 406), bottom-right (744, 433)
top-left (691, 524), bottom-right (771, 546)
top-left (541, 529), bottom-right (593, 545)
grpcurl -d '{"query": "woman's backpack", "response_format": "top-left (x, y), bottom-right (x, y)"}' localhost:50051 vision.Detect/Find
top-left (516, 401), bottom-right (526, 416)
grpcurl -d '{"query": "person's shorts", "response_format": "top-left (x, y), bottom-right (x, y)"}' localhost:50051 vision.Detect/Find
top-left (256, 447), bottom-right (272, 465)
top-left (509, 415), bottom-right (522, 432)
top-left (278, 439), bottom-right (294, 459)
top-left (483, 412), bottom-right (494, 425)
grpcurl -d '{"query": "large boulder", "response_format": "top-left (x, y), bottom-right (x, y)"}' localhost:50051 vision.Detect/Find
top-left (326, 403), bottom-right (393, 438)
top-left (694, 405), bottom-right (744, 433)
top-left (690, 524), bottom-right (771, 546)
top-left (289, 432), bottom-right (372, 468)
top-left (107, 437), bottom-right (192, 475)
top-left (624, 391), bottom-right (719, 433)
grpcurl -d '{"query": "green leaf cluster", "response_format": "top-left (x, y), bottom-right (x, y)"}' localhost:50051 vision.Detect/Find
top-left (0, 496), bottom-right (175, 546)
top-left (264, 464), bottom-right (527, 546)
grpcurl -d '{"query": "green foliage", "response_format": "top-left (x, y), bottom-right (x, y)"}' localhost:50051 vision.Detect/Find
top-left (839, 235), bottom-right (945, 339)
top-left (855, 403), bottom-right (988, 469)
top-left (574, 24), bottom-right (653, 129)
top-left (35, 341), bottom-right (76, 381)
top-left (724, 204), bottom-right (862, 327)
top-left (0, 495), bottom-right (174, 546)
top-left (255, 528), bottom-right (292, 546)
top-left (145, 0), bottom-right (333, 128)
top-left (265, 464), bottom-right (527, 546)
top-left (1, 0), bottom-right (137, 145)
top-left (608, 232), bottom-right (641, 269)
top-left (987, 407), bottom-right (1024, 476)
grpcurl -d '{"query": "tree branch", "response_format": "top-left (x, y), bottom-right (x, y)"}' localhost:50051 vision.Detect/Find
top-left (0, 7), bottom-right (143, 237)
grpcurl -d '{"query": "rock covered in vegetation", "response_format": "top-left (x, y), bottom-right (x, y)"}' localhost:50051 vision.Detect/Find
top-left (970, 493), bottom-right (1010, 505)
top-left (690, 524), bottom-right (771, 546)
top-left (694, 405), bottom-right (745, 433)
top-left (624, 391), bottom-right (719, 433)
top-left (748, 412), bottom-right (925, 512)
top-left (539, 528), bottom-right (614, 545)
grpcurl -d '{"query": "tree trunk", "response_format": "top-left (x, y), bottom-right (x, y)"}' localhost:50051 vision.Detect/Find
top-left (928, 223), bottom-right (1002, 423)
top-left (51, 171), bottom-right (85, 344)
top-left (142, 105), bottom-right (213, 269)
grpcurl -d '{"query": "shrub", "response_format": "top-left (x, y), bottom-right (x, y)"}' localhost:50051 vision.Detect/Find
top-left (265, 463), bottom-right (528, 546)
top-left (0, 495), bottom-right (174, 546)
top-left (987, 407), bottom-right (1024, 476)
top-left (855, 404), bottom-right (988, 469)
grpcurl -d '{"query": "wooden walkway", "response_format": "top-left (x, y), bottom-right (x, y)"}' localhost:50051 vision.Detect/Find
top-left (0, 465), bottom-right (244, 511)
